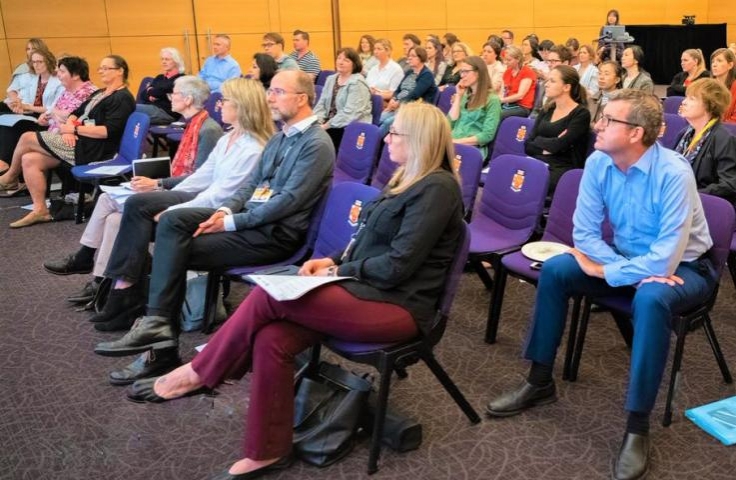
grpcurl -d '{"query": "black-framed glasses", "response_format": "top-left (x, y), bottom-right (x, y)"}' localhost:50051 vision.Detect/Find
top-left (598, 114), bottom-right (641, 129)
top-left (266, 87), bottom-right (305, 97)
top-left (387, 128), bottom-right (409, 138)
top-left (547, 58), bottom-right (562, 65)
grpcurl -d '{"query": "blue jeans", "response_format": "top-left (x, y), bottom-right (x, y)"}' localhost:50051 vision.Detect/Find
top-left (522, 252), bottom-right (716, 413)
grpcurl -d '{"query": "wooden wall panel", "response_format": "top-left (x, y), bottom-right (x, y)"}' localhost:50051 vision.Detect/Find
top-left (385, 0), bottom-right (446, 31)
top-left (6, 37), bottom-right (111, 76)
top-left (106, 0), bottom-right (195, 36)
top-left (0, 39), bottom-right (11, 90)
top-left (708, 2), bottom-right (736, 43)
top-left (339, 0), bottom-right (386, 32)
top-left (278, 0), bottom-right (331, 31)
top-left (2, 0), bottom-right (108, 38)
top-left (447, 7), bottom-right (533, 32)
top-left (192, 0), bottom-right (271, 34)
top-left (532, 1), bottom-right (601, 29)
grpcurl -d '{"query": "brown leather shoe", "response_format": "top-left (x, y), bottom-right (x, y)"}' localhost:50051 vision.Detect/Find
top-left (9, 210), bottom-right (52, 228)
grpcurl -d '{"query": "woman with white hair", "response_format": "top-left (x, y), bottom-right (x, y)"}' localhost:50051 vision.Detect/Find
top-left (135, 47), bottom-right (186, 124)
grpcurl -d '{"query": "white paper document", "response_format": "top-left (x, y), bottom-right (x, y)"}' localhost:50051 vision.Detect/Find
top-left (99, 184), bottom-right (136, 207)
top-left (247, 274), bottom-right (352, 301)
top-left (84, 165), bottom-right (131, 175)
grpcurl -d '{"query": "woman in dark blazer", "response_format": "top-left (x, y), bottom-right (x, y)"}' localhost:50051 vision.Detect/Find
top-left (123, 102), bottom-right (464, 479)
top-left (675, 78), bottom-right (736, 204)
top-left (666, 48), bottom-right (711, 97)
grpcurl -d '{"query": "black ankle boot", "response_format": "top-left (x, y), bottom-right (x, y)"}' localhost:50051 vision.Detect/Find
top-left (88, 287), bottom-right (144, 324)
top-left (108, 347), bottom-right (182, 386)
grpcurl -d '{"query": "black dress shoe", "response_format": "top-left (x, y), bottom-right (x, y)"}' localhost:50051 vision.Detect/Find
top-left (486, 379), bottom-right (557, 417)
top-left (126, 376), bottom-right (216, 403)
top-left (612, 432), bottom-right (649, 480)
top-left (88, 287), bottom-right (144, 324)
top-left (44, 254), bottom-right (93, 276)
top-left (109, 348), bottom-right (182, 386)
top-left (95, 315), bottom-right (177, 357)
top-left (67, 280), bottom-right (100, 304)
top-left (210, 455), bottom-right (294, 480)
top-left (94, 313), bottom-right (138, 332)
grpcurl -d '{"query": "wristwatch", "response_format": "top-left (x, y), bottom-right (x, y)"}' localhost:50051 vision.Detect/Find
top-left (73, 125), bottom-right (79, 135)
top-left (327, 266), bottom-right (338, 277)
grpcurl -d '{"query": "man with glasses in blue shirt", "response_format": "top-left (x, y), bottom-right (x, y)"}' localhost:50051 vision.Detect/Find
top-left (198, 34), bottom-right (241, 93)
top-left (486, 89), bottom-right (715, 480)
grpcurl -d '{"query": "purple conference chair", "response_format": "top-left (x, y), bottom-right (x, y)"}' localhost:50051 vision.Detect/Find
top-left (728, 232), bottom-right (736, 289)
top-left (135, 76), bottom-right (154, 103)
top-left (566, 193), bottom-right (735, 427)
top-left (721, 122), bottom-right (736, 137)
top-left (662, 95), bottom-right (685, 115)
top-left (303, 222), bottom-right (480, 474)
top-left (453, 143), bottom-right (484, 218)
top-left (371, 94), bottom-right (383, 126)
top-left (314, 84), bottom-right (323, 106)
top-left (369, 144), bottom-right (397, 191)
top-left (468, 154), bottom-right (550, 292)
top-left (204, 92), bottom-right (224, 126)
top-left (315, 70), bottom-right (334, 86)
top-left (480, 116), bottom-right (536, 185)
top-left (333, 122), bottom-right (382, 184)
top-left (435, 85), bottom-right (456, 114)
top-left (658, 113), bottom-right (688, 150)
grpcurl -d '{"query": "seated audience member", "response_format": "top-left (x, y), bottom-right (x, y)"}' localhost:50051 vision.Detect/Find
top-left (674, 78), bottom-right (736, 204)
top-left (521, 35), bottom-right (548, 78)
top-left (481, 40), bottom-right (506, 93)
top-left (289, 30), bottom-right (321, 81)
top-left (262, 33), bottom-right (299, 72)
top-left (487, 89), bottom-right (715, 480)
top-left (4, 38), bottom-right (49, 111)
top-left (538, 39), bottom-right (554, 62)
top-left (621, 46), bottom-right (654, 94)
top-left (709, 48), bottom-right (736, 123)
top-left (501, 30), bottom-right (514, 47)
top-left (499, 45), bottom-right (536, 119)
top-left (575, 45), bottom-right (599, 97)
top-left (565, 38), bottom-right (580, 66)
top-left (588, 60), bottom-right (623, 125)
top-left (448, 56), bottom-right (501, 158)
top-left (525, 65), bottom-right (590, 191)
top-left (124, 102), bottom-right (464, 480)
top-left (357, 34), bottom-right (377, 74)
top-left (443, 32), bottom-right (461, 61)
top-left (398, 33), bottom-right (421, 72)
top-left (597, 9), bottom-right (624, 62)
top-left (729, 43), bottom-right (736, 57)
top-left (379, 47), bottom-right (438, 135)
top-left (667, 49), bottom-right (711, 97)
top-left (0, 49), bottom-right (67, 176)
top-left (529, 45), bottom-right (573, 117)
top-left (366, 39), bottom-right (405, 103)
top-left (247, 53), bottom-right (278, 89)
top-left (198, 34), bottom-right (241, 93)
top-left (0, 55), bottom-right (135, 228)
top-left (313, 48), bottom-right (372, 149)
top-left (135, 47), bottom-right (185, 125)
top-left (91, 71), bottom-right (334, 368)
top-left (425, 37), bottom-right (448, 85)
top-left (440, 42), bottom-right (473, 88)
top-left (44, 76), bottom-right (223, 311)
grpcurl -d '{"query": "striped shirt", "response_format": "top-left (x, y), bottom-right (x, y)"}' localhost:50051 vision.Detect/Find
top-left (289, 50), bottom-right (321, 78)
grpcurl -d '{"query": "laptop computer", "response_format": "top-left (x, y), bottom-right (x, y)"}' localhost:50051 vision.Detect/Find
top-left (132, 157), bottom-right (171, 179)
top-left (602, 25), bottom-right (628, 42)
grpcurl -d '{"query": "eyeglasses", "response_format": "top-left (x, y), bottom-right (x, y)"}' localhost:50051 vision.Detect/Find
top-left (98, 66), bottom-right (121, 72)
top-left (598, 114), bottom-right (642, 129)
top-left (261, 42), bottom-right (276, 48)
top-left (387, 128), bottom-right (409, 138)
top-left (266, 87), bottom-right (305, 97)
top-left (166, 91), bottom-right (185, 100)
top-left (459, 69), bottom-right (476, 76)
top-left (547, 58), bottom-right (562, 64)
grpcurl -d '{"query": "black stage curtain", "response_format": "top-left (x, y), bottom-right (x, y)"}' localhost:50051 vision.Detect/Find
top-left (625, 24), bottom-right (726, 85)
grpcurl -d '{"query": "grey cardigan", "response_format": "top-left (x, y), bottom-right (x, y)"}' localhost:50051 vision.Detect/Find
top-left (313, 73), bottom-right (373, 128)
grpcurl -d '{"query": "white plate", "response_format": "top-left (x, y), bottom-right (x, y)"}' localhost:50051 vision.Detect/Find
top-left (521, 241), bottom-right (570, 262)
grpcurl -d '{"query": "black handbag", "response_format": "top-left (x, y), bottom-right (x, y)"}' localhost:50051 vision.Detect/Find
top-left (293, 362), bottom-right (372, 467)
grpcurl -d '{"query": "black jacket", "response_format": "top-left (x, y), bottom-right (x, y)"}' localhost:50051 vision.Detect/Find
top-left (676, 123), bottom-right (736, 205)
top-left (666, 70), bottom-right (712, 97)
top-left (72, 89), bottom-right (136, 165)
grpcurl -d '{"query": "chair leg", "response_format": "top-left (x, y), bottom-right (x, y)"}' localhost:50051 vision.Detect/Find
top-left (201, 272), bottom-right (220, 334)
top-left (75, 183), bottom-right (90, 224)
top-left (612, 311), bottom-right (634, 349)
top-left (728, 252), bottom-right (736, 291)
top-left (569, 298), bottom-right (593, 382)
top-left (367, 356), bottom-right (394, 475)
top-left (563, 296), bottom-right (583, 381)
top-left (702, 315), bottom-right (733, 384)
top-left (471, 258), bottom-right (494, 290)
top-left (422, 352), bottom-right (481, 424)
top-left (485, 266), bottom-right (508, 344)
top-left (663, 319), bottom-right (689, 427)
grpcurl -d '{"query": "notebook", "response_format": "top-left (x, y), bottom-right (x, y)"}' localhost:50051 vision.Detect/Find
top-left (132, 157), bottom-right (171, 179)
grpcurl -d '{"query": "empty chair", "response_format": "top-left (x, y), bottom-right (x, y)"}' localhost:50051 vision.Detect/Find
top-left (333, 122), bottom-right (382, 184)
top-left (369, 144), bottom-right (398, 191)
top-left (480, 116), bottom-right (536, 185)
top-left (565, 193), bottom-right (735, 427)
top-left (435, 85), bottom-right (456, 114)
top-left (663, 95), bottom-right (685, 115)
top-left (658, 113), bottom-right (688, 149)
top-left (453, 143), bottom-right (484, 217)
top-left (467, 154), bottom-right (549, 293)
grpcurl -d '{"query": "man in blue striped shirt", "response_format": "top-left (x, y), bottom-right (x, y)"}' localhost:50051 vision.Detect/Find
top-left (289, 30), bottom-right (321, 81)
top-left (487, 90), bottom-right (715, 480)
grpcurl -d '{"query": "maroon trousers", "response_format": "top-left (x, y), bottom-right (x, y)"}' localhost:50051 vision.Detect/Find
top-left (191, 284), bottom-right (418, 460)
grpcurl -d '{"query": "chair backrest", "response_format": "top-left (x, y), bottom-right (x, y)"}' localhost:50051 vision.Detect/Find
top-left (204, 92), bottom-right (224, 126)
top-left (490, 116), bottom-right (535, 162)
top-left (316, 70), bottom-right (334, 86)
top-left (369, 144), bottom-right (397, 191)
top-left (370, 94), bottom-right (383, 126)
top-left (542, 169), bottom-right (584, 244)
top-left (585, 130), bottom-right (597, 158)
top-left (700, 193), bottom-right (736, 278)
top-left (453, 144), bottom-right (483, 214)
top-left (335, 122), bottom-right (382, 184)
top-left (314, 84), bottom-right (323, 106)
top-left (663, 96), bottom-right (685, 115)
top-left (436, 85), bottom-right (456, 114)
top-left (658, 113), bottom-right (688, 149)
top-left (312, 182), bottom-right (382, 258)
top-left (118, 112), bottom-right (151, 162)
top-left (721, 122), bottom-right (736, 137)
top-left (136, 76), bottom-right (154, 103)
top-left (476, 154), bottom-right (550, 233)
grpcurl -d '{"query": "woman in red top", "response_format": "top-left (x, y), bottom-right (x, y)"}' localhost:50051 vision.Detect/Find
top-left (710, 48), bottom-right (736, 123)
top-left (500, 45), bottom-right (537, 120)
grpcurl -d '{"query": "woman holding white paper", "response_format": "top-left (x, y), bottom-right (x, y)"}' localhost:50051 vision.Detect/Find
top-left (124, 102), bottom-right (465, 479)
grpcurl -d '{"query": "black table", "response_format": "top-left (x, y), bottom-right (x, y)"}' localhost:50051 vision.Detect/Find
top-left (625, 23), bottom-right (726, 85)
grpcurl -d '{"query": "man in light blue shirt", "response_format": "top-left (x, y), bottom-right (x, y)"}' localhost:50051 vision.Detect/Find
top-left (198, 34), bottom-right (241, 93)
top-left (486, 90), bottom-right (716, 480)
top-left (262, 32), bottom-right (299, 72)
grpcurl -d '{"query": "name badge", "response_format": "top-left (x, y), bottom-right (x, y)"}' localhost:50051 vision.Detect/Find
top-left (250, 184), bottom-right (273, 203)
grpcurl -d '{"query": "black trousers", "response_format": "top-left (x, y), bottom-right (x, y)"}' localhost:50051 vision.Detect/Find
top-left (0, 121), bottom-right (44, 162)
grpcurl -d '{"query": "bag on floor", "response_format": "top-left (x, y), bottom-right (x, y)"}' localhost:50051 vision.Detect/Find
top-left (293, 361), bottom-right (372, 467)
top-left (180, 271), bottom-right (226, 332)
